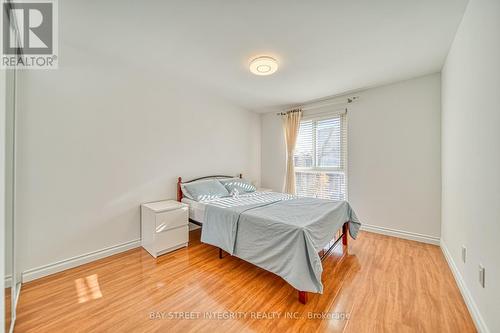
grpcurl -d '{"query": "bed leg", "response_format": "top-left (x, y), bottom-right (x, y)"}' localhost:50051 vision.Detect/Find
top-left (342, 222), bottom-right (349, 249)
top-left (298, 291), bottom-right (308, 304)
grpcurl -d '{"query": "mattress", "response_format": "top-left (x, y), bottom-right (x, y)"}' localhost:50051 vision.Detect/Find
top-left (181, 197), bottom-right (206, 223)
top-left (181, 191), bottom-right (281, 224)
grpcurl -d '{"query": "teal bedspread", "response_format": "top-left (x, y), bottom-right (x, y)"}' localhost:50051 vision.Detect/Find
top-left (200, 192), bottom-right (361, 293)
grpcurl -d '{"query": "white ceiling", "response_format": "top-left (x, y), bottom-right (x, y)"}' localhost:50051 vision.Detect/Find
top-left (64, 0), bottom-right (468, 112)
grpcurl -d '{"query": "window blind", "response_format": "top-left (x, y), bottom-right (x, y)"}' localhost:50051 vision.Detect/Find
top-left (294, 111), bottom-right (347, 201)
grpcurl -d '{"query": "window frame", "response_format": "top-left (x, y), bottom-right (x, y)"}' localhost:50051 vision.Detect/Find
top-left (294, 109), bottom-right (348, 199)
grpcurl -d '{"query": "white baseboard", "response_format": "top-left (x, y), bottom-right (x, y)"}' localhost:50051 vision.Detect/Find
top-left (4, 274), bottom-right (11, 288)
top-left (360, 224), bottom-right (440, 245)
top-left (22, 238), bottom-right (141, 283)
top-left (440, 239), bottom-right (489, 333)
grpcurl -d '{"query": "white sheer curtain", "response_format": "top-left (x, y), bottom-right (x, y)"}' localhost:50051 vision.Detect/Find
top-left (282, 109), bottom-right (303, 194)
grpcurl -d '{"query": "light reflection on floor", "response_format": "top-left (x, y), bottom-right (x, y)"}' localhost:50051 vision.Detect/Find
top-left (74, 274), bottom-right (103, 304)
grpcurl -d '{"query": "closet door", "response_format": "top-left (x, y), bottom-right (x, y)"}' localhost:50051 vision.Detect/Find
top-left (3, 4), bottom-right (20, 329)
top-left (3, 65), bottom-right (17, 333)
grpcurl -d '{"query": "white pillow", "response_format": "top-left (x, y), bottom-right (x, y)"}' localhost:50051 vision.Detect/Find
top-left (181, 179), bottom-right (230, 201)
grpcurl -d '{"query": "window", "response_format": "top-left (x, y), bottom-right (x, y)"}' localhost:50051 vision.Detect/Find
top-left (294, 111), bottom-right (347, 200)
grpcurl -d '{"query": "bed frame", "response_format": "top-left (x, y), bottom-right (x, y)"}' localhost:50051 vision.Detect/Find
top-left (176, 173), bottom-right (349, 304)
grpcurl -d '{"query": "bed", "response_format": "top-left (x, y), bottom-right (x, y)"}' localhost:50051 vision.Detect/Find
top-left (177, 174), bottom-right (361, 304)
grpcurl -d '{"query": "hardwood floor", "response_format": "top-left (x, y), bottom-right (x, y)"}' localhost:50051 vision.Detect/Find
top-left (5, 287), bottom-right (11, 332)
top-left (15, 230), bottom-right (476, 333)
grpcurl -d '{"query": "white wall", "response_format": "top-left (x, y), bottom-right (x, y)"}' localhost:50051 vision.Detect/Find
top-left (261, 74), bottom-right (442, 241)
top-left (16, 41), bottom-right (261, 276)
top-left (441, 0), bottom-right (500, 331)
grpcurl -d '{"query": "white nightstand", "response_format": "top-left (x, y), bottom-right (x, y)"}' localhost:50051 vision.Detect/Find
top-left (257, 187), bottom-right (273, 192)
top-left (141, 200), bottom-right (189, 258)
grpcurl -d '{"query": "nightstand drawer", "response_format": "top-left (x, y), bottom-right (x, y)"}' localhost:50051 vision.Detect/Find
top-left (155, 206), bottom-right (188, 232)
top-left (155, 225), bottom-right (188, 253)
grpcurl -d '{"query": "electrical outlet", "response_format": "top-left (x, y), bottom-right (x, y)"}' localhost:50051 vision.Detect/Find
top-left (479, 264), bottom-right (485, 288)
top-left (461, 246), bottom-right (467, 263)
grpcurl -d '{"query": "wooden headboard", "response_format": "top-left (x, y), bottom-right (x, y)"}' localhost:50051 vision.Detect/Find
top-left (177, 174), bottom-right (242, 202)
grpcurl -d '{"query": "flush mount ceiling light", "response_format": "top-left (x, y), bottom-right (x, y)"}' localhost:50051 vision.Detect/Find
top-left (249, 56), bottom-right (278, 76)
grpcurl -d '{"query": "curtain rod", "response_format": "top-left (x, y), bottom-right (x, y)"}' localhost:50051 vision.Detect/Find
top-left (276, 96), bottom-right (359, 115)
